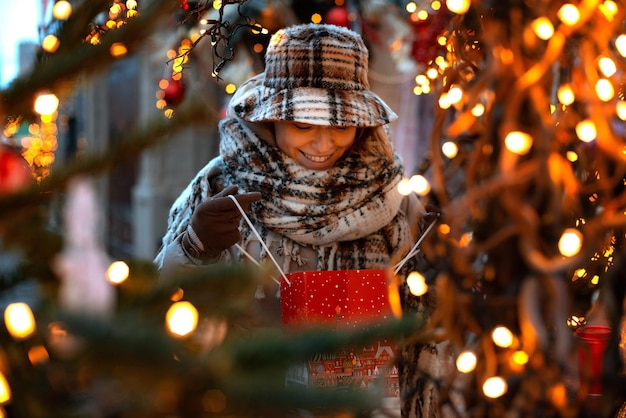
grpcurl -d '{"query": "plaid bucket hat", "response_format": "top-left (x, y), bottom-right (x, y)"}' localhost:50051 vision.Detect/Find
top-left (231, 23), bottom-right (397, 127)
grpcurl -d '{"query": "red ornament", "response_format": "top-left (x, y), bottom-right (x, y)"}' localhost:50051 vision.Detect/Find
top-left (163, 76), bottom-right (186, 107)
top-left (325, 6), bottom-right (350, 28)
top-left (180, 0), bottom-right (189, 11)
top-left (0, 145), bottom-right (33, 195)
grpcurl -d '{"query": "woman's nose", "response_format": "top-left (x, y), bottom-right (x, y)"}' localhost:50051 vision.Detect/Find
top-left (312, 128), bottom-right (333, 153)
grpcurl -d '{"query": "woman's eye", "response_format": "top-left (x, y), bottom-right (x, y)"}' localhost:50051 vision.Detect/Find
top-left (294, 124), bottom-right (312, 130)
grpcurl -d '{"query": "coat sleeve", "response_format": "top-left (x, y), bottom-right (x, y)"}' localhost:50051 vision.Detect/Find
top-left (153, 156), bottom-right (224, 270)
top-left (156, 232), bottom-right (227, 285)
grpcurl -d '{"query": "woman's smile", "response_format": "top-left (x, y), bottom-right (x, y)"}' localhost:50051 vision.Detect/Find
top-left (275, 121), bottom-right (357, 170)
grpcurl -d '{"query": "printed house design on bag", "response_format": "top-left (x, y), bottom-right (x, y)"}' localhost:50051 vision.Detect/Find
top-left (305, 340), bottom-right (399, 397)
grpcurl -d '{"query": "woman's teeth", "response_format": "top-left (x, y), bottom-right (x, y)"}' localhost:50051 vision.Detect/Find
top-left (302, 151), bottom-right (332, 163)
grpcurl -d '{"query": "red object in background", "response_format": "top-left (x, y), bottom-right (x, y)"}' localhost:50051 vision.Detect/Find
top-left (280, 269), bottom-right (393, 330)
top-left (324, 6), bottom-right (350, 28)
top-left (574, 325), bottom-right (612, 396)
top-left (410, 8), bottom-right (451, 65)
top-left (0, 145), bottom-right (34, 195)
top-left (163, 76), bottom-right (186, 107)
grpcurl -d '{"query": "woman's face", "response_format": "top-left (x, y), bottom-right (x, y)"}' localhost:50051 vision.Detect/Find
top-left (274, 122), bottom-right (357, 170)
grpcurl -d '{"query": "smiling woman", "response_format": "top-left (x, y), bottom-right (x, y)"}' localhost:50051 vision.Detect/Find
top-left (0, 0), bottom-right (41, 87)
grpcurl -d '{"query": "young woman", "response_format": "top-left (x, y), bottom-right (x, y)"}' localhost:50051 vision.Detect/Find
top-left (154, 23), bottom-right (447, 418)
top-left (155, 23), bottom-right (423, 280)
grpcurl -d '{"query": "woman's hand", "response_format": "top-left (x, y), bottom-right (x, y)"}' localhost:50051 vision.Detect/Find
top-left (184, 186), bottom-right (261, 261)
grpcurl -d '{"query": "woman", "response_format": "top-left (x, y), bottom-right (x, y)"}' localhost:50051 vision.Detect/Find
top-left (155, 23), bottom-right (423, 281)
top-left (154, 23), bottom-right (442, 417)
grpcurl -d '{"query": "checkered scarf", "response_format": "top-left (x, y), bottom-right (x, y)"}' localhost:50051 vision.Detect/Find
top-left (156, 115), bottom-right (411, 272)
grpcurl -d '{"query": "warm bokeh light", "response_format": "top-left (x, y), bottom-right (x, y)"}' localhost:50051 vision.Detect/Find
top-left (456, 350), bottom-right (477, 373)
top-left (492, 326), bottom-right (514, 348)
top-left (166, 301), bottom-right (199, 337)
top-left (575, 119), bottom-right (597, 142)
top-left (34, 93), bottom-right (59, 116)
top-left (225, 83), bottom-right (237, 95)
top-left (106, 261), bottom-right (130, 284)
top-left (483, 376), bottom-right (508, 398)
top-left (409, 174), bottom-right (431, 195)
top-left (446, 0), bottom-right (470, 14)
top-left (598, 56), bottom-right (617, 77)
top-left (616, 34), bottom-right (626, 57)
top-left (504, 131), bottom-right (533, 155)
top-left (557, 4), bottom-right (580, 26)
top-left (471, 103), bottom-right (485, 117)
top-left (595, 79), bottom-right (614, 102)
top-left (0, 373), bottom-right (10, 404)
top-left (512, 350), bottom-right (529, 365)
top-left (4, 303), bottom-right (36, 339)
top-left (557, 85), bottom-right (575, 106)
top-left (110, 42), bottom-right (128, 57)
top-left (531, 17), bottom-right (554, 40)
top-left (52, 0), bottom-right (72, 20)
top-left (397, 178), bottom-right (412, 196)
top-left (28, 345), bottom-right (50, 365)
top-left (447, 85), bottom-right (463, 105)
top-left (406, 271), bottom-right (428, 296)
top-left (558, 228), bottom-right (583, 257)
top-left (617, 101), bottom-right (626, 121)
top-left (441, 141), bottom-right (459, 159)
top-left (42, 35), bottom-right (60, 53)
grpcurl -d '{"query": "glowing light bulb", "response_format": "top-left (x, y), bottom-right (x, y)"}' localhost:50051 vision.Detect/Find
top-left (166, 301), bottom-right (199, 337)
top-left (616, 35), bottom-right (626, 57)
top-left (110, 43), bottom-right (128, 57)
top-left (447, 85), bottom-right (463, 105)
top-left (438, 92), bottom-right (452, 109)
top-left (397, 178), bottom-right (412, 196)
top-left (575, 119), bottom-right (597, 142)
top-left (557, 85), bottom-right (575, 106)
top-left (595, 79), bottom-right (614, 102)
top-left (126, 0), bottom-right (138, 9)
top-left (34, 93), bottom-right (59, 116)
top-left (531, 17), bottom-right (554, 40)
top-left (426, 68), bottom-right (439, 79)
top-left (616, 101), bottom-right (626, 121)
top-left (446, 0), bottom-right (470, 14)
top-left (456, 350), bottom-right (477, 373)
top-left (558, 228), bottom-right (583, 257)
top-left (512, 350), bottom-right (529, 365)
top-left (409, 174), bottom-right (431, 195)
top-left (557, 4), bottom-right (580, 26)
top-left (598, 57), bottom-right (617, 77)
top-left (471, 103), bottom-right (485, 117)
top-left (405, 2), bottom-right (417, 13)
top-left (441, 141), bottom-right (458, 159)
top-left (492, 326), bottom-right (514, 348)
top-left (106, 261), bottom-right (129, 284)
top-left (42, 35), bottom-right (60, 53)
top-left (52, 0), bottom-right (72, 20)
top-left (415, 74), bottom-right (428, 85)
top-left (0, 373), bottom-right (10, 403)
top-left (4, 303), bottom-right (36, 339)
top-left (483, 376), bottom-right (508, 398)
top-left (504, 131), bottom-right (533, 155)
top-left (406, 272), bottom-right (428, 296)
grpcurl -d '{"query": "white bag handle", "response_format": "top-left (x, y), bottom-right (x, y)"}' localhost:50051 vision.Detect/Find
top-left (229, 194), bottom-right (437, 283)
top-left (228, 195), bottom-right (291, 286)
top-left (393, 217), bottom-right (437, 275)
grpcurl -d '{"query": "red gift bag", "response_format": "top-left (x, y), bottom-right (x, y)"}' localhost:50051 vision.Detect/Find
top-left (280, 270), bottom-right (400, 397)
